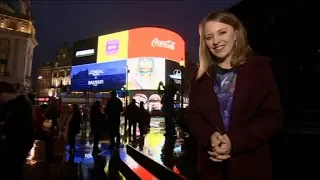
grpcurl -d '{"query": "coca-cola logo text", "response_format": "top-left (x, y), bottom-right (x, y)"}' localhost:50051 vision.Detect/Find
top-left (151, 38), bottom-right (175, 50)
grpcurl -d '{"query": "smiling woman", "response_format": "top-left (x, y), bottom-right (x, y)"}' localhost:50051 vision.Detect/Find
top-left (197, 11), bottom-right (253, 79)
top-left (187, 11), bottom-right (283, 180)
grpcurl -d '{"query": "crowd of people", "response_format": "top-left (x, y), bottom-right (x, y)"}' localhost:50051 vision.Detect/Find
top-left (0, 82), bottom-right (152, 179)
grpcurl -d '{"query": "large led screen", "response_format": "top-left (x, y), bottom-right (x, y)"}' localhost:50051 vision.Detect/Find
top-left (96, 27), bottom-right (185, 64)
top-left (127, 27), bottom-right (185, 63)
top-left (127, 57), bottom-right (165, 90)
top-left (97, 31), bottom-right (129, 63)
top-left (72, 37), bottom-right (98, 66)
top-left (71, 60), bottom-right (126, 91)
top-left (165, 60), bottom-right (182, 90)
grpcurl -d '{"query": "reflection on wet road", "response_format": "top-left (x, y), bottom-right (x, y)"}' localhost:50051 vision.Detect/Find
top-left (23, 117), bottom-right (198, 179)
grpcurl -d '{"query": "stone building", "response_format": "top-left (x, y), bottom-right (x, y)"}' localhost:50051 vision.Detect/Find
top-left (0, 0), bottom-right (37, 93)
top-left (37, 43), bottom-right (72, 97)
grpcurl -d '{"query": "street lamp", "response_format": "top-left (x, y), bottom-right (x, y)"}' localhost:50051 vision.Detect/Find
top-left (121, 87), bottom-right (125, 107)
top-left (124, 66), bottom-right (129, 107)
top-left (37, 76), bottom-right (43, 97)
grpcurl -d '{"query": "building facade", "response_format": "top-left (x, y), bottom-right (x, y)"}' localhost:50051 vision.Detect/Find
top-left (37, 43), bottom-right (72, 97)
top-left (0, 0), bottom-right (37, 94)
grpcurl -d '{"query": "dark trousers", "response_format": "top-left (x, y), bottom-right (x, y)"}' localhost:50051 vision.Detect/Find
top-left (68, 134), bottom-right (76, 150)
top-left (44, 135), bottom-right (54, 164)
top-left (139, 122), bottom-right (144, 135)
top-left (164, 107), bottom-right (176, 135)
top-left (93, 132), bottom-right (101, 150)
top-left (109, 120), bottom-right (120, 147)
top-left (128, 119), bottom-right (137, 137)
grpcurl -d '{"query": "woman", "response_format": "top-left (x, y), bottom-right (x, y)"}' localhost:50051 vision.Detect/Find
top-left (186, 11), bottom-right (283, 180)
top-left (65, 104), bottom-right (81, 154)
top-left (90, 101), bottom-right (104, 154)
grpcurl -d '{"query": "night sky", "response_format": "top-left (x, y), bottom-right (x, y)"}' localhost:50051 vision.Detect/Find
top-left (21, 1), bottom-right (240, 84)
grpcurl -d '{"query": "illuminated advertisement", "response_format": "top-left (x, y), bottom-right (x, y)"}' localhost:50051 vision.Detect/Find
top-left (71, 60), bottom-right (126, 91)
top-left (96, 27), bottom-right (185, 63)
top-left (165, 60), bottom-right (182, 89)
top-left (75, 49), bottom-right (95, 58)
top-left (127, 57), bottom-right (165, 90)
top-left (131, 91), bottom-right (162, 111)
top-left (97, 30), bottom-right (129, 63)
top-left (169, 69), bottom-right (182, 84)
top-left (72, 37), bottom-right (98, 66)
top-left (127, 27), bottom-right (185, 63)
top-left (148, 94), bottom-right (162, 111)
top-left (132, 93), bottom-right (148, 109)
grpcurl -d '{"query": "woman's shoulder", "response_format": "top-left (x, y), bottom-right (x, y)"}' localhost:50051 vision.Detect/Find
top-left (239, 56), bottom-right (273, 75)
top-left (245, 56), bottom-right (276, 87)
top-left (246, 56), bottom-right (272, 67)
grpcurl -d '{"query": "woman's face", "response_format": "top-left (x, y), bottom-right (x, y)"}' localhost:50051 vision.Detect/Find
top-left (204, 21), bottom-right (236, 61)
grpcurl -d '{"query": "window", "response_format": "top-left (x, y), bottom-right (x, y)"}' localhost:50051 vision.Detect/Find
top-left (59, 71), bottom-right (64, 77)
top-left (8, 21), bottom-right (17, 30)
top-left (0, 39), bottom-right (10, 76)
top-left (0, 64), bottom-right (5, 75)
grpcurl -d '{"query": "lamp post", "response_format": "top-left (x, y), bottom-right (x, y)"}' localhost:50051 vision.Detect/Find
top-left (37, 76), bottom-right (43, 97)
top-left (121, 87), bottom-right (125, 107)
top-left (179, 59), bottom-right (185, 109)
top-left (125, 66), bottom-right (129, 107)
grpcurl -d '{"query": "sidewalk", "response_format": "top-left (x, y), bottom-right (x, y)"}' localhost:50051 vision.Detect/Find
top-left (23, 117), bottom-right (166, 179)
top-left (23, 140), bottom-right (78, 180)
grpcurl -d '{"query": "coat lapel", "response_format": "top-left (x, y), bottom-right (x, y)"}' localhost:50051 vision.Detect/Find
top-left (194, 62), bottom-right (253, 134)
top-left (229, 63), bottom-right (252, 130)
top-left (196, 74), bottom-right (226, 134)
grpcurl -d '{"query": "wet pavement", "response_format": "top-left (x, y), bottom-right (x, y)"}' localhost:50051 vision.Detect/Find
top-left (22, 117), bottom-right (174, 179)
top-left (128, 126), bottom-right (198, 179)
top-left (23, 123), bottom-right (110, 179)
top-left (24, 140), bottom-right (79, 180)
top-left (21, 116), bottom-right (292, 179)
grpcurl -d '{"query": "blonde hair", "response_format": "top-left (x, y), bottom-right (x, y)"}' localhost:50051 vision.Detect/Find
top-left (197, 11), bottom-right (253, 79)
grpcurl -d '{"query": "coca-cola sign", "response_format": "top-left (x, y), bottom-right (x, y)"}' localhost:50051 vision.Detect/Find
top-left (151, 38), bottom-right (175, 50)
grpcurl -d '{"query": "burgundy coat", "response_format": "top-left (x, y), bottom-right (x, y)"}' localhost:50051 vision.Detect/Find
top-left (187, 56), bottom-right (283, 180)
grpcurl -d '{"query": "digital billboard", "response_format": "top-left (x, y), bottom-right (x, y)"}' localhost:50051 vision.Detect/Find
top-left (166, 60), bottom-right (182, 90)
top-left (127, 27), bottom-right (185, 63)
top-left (127, 57), bottom-right (165, 90)
top-left (71, 60), bottom-right (126, 91)
top-left (72, 37), bottom-right (98, 66)
top-left (97, 30), bottom-right (129, 63)
top-left (96, 27), bottom-right (185, 64)
top-left (131, 91), bottom-right (163, 111)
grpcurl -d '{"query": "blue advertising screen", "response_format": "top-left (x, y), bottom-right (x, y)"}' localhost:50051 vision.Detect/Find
top-left (71, 60), bottom-right (126, 91)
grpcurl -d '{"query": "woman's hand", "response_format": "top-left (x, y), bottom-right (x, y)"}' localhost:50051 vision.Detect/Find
top-left (208, 132), bottom-right (232, 162)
